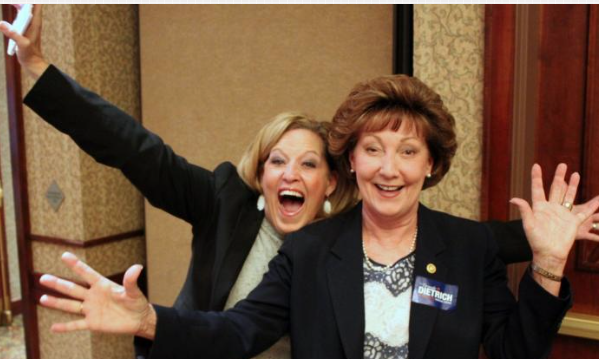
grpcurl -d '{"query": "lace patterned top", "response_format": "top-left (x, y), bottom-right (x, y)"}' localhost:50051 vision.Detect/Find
top-left (363, 252), bottom-right (416, 359)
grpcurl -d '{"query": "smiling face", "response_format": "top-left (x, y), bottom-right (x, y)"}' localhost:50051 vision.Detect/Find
top-left (260, 129), bottom-right (337, 235)
top-left (350, 120), bottom-right (433, 225)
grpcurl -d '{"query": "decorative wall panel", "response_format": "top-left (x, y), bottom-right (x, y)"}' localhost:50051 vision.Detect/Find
top-left (414, 5), bottom-right (485, 220)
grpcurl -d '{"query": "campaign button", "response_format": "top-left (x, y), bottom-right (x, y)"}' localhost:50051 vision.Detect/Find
top-left (426, 263), bottom-right (437, 274)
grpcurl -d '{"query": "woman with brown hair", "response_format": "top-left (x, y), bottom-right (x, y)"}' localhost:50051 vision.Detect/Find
top-left (34, 73), bottom-right (599, 359)
top-left (3, 5), bottom-right (599, 359)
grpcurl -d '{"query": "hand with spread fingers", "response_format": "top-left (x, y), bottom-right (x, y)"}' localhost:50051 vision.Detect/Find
top-left (0, 4), bottom-right (49, 79)
top-left (511, 163), bottom-right (599, 296)
top-left (39, 252), bottom-right (157, 339)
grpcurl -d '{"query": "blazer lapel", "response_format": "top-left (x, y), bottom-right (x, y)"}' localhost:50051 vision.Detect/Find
top-left (210, 200), bottom-right (264, 310)
top-left (327, 205), bottom-right (365, 359)
top-left (409, 205), bottom-right (448, 359)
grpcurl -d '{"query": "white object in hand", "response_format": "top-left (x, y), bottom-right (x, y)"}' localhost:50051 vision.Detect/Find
top-left (7, 4), bottom-right (33, 56)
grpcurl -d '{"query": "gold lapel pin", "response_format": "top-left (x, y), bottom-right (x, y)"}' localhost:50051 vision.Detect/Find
top-left (426, 263), bottom-right (437, 274)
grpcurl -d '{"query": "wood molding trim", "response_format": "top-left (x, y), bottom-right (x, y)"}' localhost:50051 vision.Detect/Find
top-left (30, 229), bottom-right (144, 249)
top-left (534, 5), bottom-right (588, 174)
top-left (481, 5), bottom-right (516, 221)
top-left (576, 4), bottom-right (599, 272)
top-left (2, 4), bottom-right (38, 359)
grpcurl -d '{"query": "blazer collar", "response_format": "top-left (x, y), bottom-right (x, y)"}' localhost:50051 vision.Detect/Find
top-left (327, 203), bottom-right (448, 359)
top-left (327, 203), bottom-right (365, 359)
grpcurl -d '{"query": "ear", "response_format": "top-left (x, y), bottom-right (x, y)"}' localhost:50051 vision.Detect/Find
top-left (427, 155), bottom-right (434, 175)
top-left (326, 171), bottom-right (338, 197)
top-left (349, 150), bottom-right (356, 174)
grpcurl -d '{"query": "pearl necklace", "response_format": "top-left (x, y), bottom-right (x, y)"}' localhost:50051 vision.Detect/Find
top-left (362, 227), bottom-right (418, 272)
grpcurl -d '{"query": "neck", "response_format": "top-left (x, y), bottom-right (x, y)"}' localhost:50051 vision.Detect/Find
top-left (361, 204), bottom-right (419, 246)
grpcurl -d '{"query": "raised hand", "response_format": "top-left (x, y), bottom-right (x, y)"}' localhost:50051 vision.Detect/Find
top-left (510, 164), bottom-right (599, 295)
top-left (0, 4), bottom-right (49, 79)
top-left (39, 252), bottom-right (156, 339)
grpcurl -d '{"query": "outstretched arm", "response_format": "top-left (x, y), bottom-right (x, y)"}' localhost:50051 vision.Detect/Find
top-left (40, 250), bottom-right (290, 359)
top-left (1, 4), bottom-right (217, 223)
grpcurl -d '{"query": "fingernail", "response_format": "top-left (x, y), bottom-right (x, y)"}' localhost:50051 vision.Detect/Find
top-left (62, 252), bottom-right (75, 259)
top-left (40, 294), bottom-right (48, 303)
top-left (40, 274), bottom-right (53, 282)
top-left (112, 286), bottom-right (125, 293)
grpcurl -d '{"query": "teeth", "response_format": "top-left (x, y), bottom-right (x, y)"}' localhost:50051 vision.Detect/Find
top-left (280, 190), bottom-right (304, 198)
top-left (377, 184), bottom-right (401, 191)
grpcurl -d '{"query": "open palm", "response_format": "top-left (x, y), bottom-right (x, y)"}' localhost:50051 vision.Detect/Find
top-left (39, 252), bottom-right (151, 336)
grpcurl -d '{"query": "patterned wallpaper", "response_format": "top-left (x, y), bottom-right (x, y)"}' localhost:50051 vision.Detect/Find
top-left (22, 5), bottom-right (144, 242)
top-left (17, 5), bottom-right (144, 359)
top-left (0, 6), bottom-right (22, 302)
top-left (414, 5), bottom-right (485, 220)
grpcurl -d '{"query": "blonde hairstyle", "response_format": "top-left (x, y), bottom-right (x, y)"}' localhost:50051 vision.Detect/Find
top-left (329, 75), bottom-right (457, 190)
top-left (237, 112), bottom-right (356, 217)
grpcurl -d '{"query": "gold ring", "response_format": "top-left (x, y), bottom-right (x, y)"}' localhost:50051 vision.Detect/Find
top-left (563, 201), bottom-right (573, 211)
top-left (78, 302), bottom-right (84, 314)
top-left (593, 223), bottom-right (599, 231)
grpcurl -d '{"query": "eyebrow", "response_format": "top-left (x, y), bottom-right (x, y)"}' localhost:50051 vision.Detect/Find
top-left (270, 148), bottom-right (323, 157)
top-left (364, 134), bottom-right (420, 143)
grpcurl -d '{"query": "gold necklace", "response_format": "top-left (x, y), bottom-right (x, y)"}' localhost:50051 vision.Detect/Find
top-left (362, 227), bottom-right (418, 272)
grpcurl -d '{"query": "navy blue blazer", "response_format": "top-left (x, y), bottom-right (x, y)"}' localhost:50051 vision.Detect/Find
top-left (149, 203), bottom-right (571, 359)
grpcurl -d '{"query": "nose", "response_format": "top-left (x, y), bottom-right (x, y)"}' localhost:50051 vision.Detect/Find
top-left (379, 153), bottom-right (400, 178)
top-left (282, 163), bottom-right (299, 182)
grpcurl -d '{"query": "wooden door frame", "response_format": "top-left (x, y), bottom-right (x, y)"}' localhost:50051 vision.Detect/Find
top-left (2, 4), bottom-right (38, 359)
top-left (483, 3), bottom-right (599, 349)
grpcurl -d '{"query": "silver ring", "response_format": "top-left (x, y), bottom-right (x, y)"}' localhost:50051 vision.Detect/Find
top-left (563, 201), bottom-right (573, 211)
top-left (593, 223), bottom-right (599, 231)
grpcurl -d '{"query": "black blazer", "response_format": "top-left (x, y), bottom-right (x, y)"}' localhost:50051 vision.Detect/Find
top-left (24, 65), bottom-right (265, 313)
top-left (150, 204), bottom-right (571, 359)
top-left (25, 66), bottom-right (541, 358)
top-left (24, 65), bottom-right (533, 313)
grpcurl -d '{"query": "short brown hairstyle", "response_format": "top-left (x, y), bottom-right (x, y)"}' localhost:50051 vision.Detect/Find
top-left (237, 112), bottom-right (356, 217)
top-left (329, 75), bottom-right (457, 190)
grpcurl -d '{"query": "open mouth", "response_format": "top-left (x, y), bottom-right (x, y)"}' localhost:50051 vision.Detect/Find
top-left (278, 189), bottom-right (305, 214)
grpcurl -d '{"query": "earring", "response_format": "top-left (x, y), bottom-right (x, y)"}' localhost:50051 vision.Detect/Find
top-left (323, 198), bottom-right (332, 215)
top-left (426, 173), bottom-right (432, 178)
top-left (350, 168), bottom-right (355, 173)
top-left (256, 195), bottom-right (265, 211)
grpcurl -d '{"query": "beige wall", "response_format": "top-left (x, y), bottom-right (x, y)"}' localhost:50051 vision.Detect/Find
top-left (414, 5), bottom-right (485, 220)
top-left (20, 5), bottom-right (144, 359)
top-left (139, 4), bottom-right (394, 305)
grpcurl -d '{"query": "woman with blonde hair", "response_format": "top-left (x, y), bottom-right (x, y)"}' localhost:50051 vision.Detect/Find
top-left (3, 5), bottom-right (599, 359)
top-left (32, 72), bottom-right (599, 359)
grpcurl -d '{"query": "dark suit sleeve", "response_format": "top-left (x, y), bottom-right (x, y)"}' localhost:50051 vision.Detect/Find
top-left (481, 226), bottom-right (571, 359)
top-left (146, 239), bottom-right (293, 359)
top-left (23, 65), bottom-right (216, 224)
top-left (484, 220), bottom-right (532, 264)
